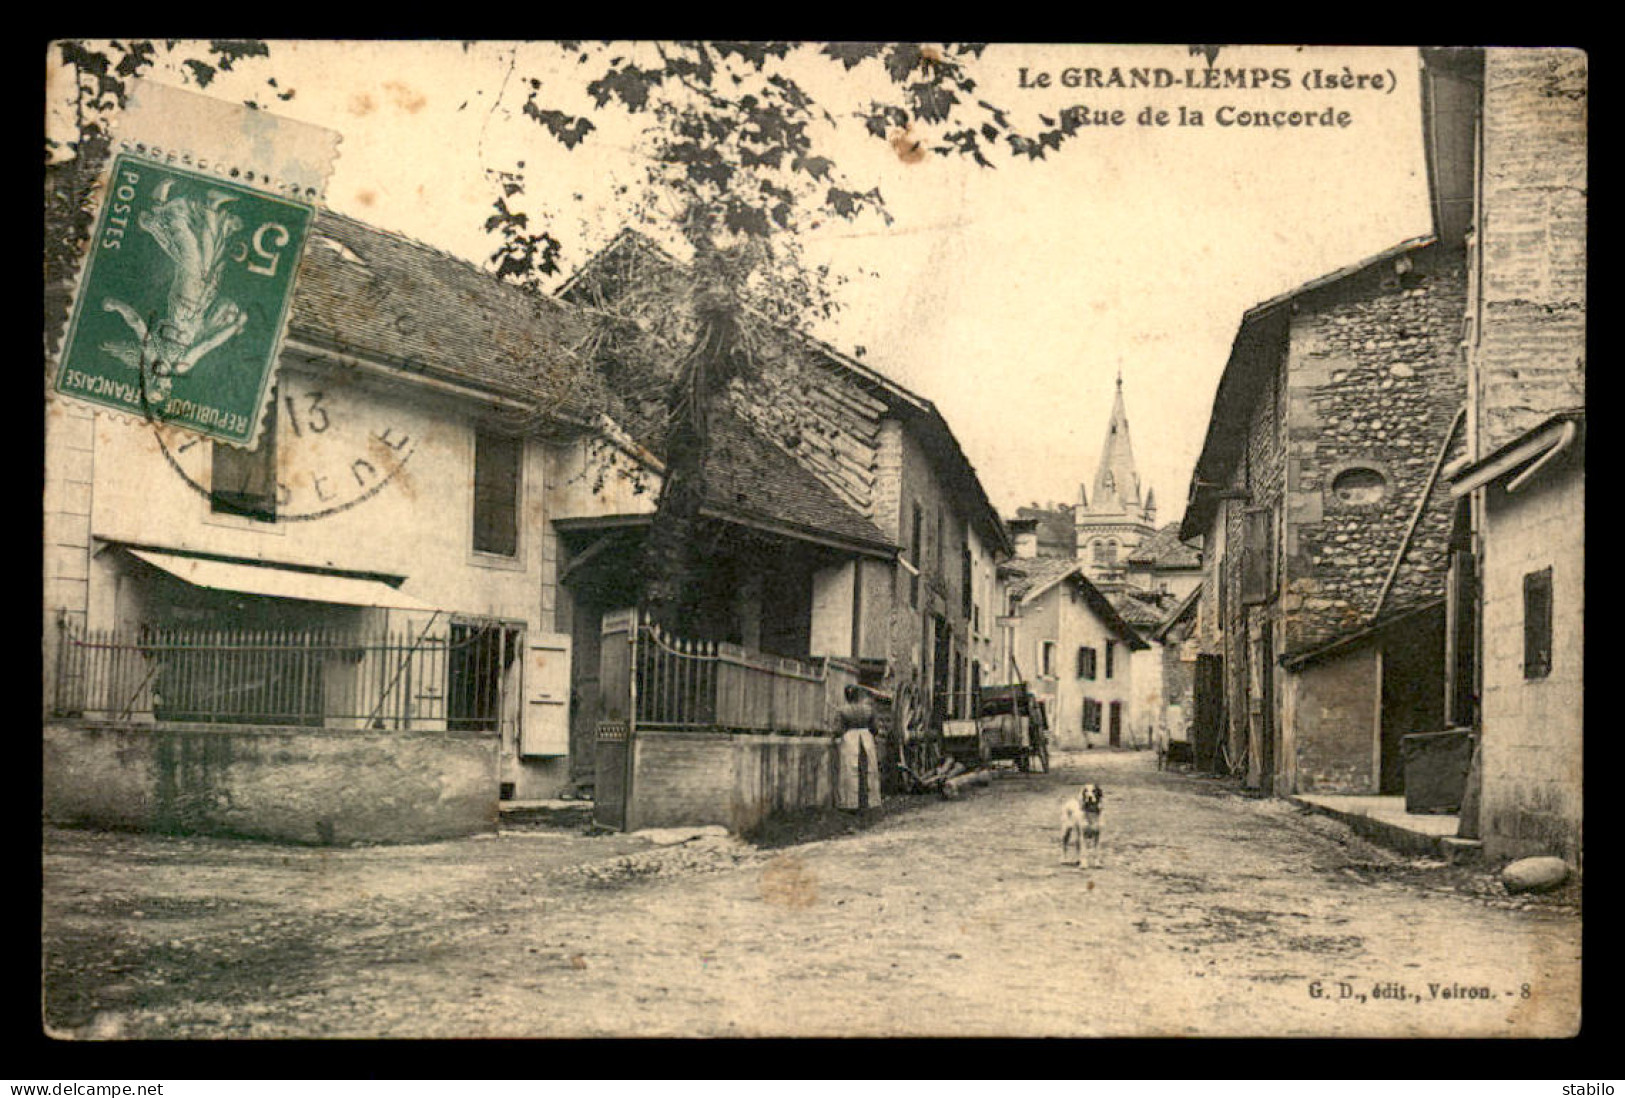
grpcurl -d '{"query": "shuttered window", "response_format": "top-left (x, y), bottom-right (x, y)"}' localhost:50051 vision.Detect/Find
top-left (1076, 646), bottom-right (1097, 680)
top-left (473, 431), bottom-right (521, 557)
top-left (1241, 506), bottom-right (1275, 605)
top-left (1081, 698), bottom-right (1102, 732)
top-left (1523, 567), bottom-right (1553, 680)
top-left (910, 503), bottom-right (923, 608)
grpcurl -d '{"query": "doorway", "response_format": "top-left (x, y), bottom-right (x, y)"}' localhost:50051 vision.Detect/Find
top-left (1379, 606), bottom-right (1447, 794)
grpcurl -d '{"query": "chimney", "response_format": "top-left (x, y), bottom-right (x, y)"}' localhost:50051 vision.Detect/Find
top-left (1007, 517), bottom-right (1040, 559)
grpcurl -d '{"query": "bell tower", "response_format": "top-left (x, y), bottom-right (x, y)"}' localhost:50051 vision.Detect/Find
top-left (1075, 371), bottom-right (1157, 580)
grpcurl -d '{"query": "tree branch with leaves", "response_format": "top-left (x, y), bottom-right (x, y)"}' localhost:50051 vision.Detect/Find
top-left (489, 40), bottom-right (1100, 631)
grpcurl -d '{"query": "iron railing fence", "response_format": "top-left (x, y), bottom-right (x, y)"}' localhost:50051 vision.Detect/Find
top-left (52, 620), bottom-right (513, 731)
top-left (633, 621), bottom-right (856, 734)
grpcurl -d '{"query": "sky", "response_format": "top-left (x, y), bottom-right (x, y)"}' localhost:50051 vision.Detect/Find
top-left (47, 41), bottom-right (1434, 526)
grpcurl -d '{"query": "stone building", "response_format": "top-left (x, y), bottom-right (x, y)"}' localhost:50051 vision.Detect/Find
top-left (1181, 230), bottom-right (1470, 794)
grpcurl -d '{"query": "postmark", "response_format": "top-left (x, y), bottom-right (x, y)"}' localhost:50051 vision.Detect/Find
top-left (149, 365), bottom-right (421, 523)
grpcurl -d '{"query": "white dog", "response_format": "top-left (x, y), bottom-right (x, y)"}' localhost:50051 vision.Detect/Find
top-left (1061, 783), bottom-right (1105, 868)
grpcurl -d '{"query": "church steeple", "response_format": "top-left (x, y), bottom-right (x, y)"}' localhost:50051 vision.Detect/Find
top-left (1089, 371), bottom-right (1142, 515)
top-left (1075, 371), bottom-right (1157, 579)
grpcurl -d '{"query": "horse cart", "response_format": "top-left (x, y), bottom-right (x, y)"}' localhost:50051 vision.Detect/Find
top-left (942, 682), bottom-right (1050, 773)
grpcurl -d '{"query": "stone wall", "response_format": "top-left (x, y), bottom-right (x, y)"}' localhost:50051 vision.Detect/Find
top-left (1282, 247), bottom-right (1469, 655)
top-left (44, 722), bottom-right (499, 844)
top-left (1476, 49), bottom-right (1587, 454)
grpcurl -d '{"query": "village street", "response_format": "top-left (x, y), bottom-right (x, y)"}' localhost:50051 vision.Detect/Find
top-left (42, 749), bottom-right (1579, 1040)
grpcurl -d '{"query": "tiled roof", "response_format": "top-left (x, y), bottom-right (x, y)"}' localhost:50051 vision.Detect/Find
top-left (1000, 558), bottom-right (1149, 650)
top-left (703, 409), bottom-right (894, 554)
top-left (292, 211), bottom-right (594, 419)
top-left (1000, 557), bottom-right (1083, 601)
top-left (1128, 522), bottom-right (1202, 569)
top-left (1108, 591), bottom-right (1167, 628)
top-left (560, 227), bottom-right (1011, 555)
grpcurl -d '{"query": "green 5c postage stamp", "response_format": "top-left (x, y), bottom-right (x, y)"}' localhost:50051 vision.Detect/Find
top-left (54, 153), bottom-right (315, 448)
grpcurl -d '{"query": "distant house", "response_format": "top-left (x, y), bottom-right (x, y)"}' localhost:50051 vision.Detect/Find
top-left (1105, 586), bottom-right (1179, 751)
top-left (44, 211), bottom-right (597, 841)
top-left (1125, 522), bottom-right (1203, 602)
top-left (1150, 583), bottom-right (1206, 761)
top-left (999, 549), bottom-right (1147, 750)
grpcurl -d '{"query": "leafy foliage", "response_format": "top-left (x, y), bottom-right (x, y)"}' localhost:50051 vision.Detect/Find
top-left (479, 41), bottom-right (1107, 628)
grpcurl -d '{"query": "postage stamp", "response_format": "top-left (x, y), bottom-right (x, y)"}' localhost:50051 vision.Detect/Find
top-left (50, 78), bottom-right (339, 449)
top-left (53, 153), bottom-right (315, 447)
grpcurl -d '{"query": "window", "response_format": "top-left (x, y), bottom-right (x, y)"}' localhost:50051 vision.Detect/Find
top-left (1331, 465), bottom-right (1389, 505)
top-left (1523, 567), bottom-right (1553, 680)
top-left (1076, 646), bottom-right (1097, 680)
top-left (1041, 641), bottom-right (1056, 677)
top-left (1081, 698), bottom-right (1102, 732)
top-left (1241, 506), bottom-right (1275, 605)
top-left (936, 509), bottom-right (945, 578)
top-left (962, 546), bottom-right (974, 619)
top-left (473, 431), bottom-right (521, 557)
top-left (211, 395), bottom-right (278, 522)
top-left (1105, 639), bottom-right (1116, 679)
top-left (910, 502), bottom-right (923, 608)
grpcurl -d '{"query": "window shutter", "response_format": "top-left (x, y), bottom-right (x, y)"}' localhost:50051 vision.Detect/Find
top-left (473, 432), bottom-right (521, 557)
top-left (1241, 507), bottom-right (1274, 605)
top-left (521, 632), bottom-right (572, 756)
top-left (1523, 567), bottom-right (1553, 680)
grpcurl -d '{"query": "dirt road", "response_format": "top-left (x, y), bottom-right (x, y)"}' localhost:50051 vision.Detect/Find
top-left (42, 749), bottom-right (1580, 1038)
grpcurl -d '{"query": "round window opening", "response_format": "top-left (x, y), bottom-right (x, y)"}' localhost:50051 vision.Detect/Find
top-left (1332, 466), bottom-right (1388, 504)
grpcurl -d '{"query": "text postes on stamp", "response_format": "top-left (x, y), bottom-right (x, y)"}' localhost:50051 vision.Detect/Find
top-left (54, 153), bottom-right (315, 448)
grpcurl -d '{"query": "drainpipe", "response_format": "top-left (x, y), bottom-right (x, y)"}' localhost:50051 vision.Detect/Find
top-left (1506, 420), bottom-right (1578, 495)
top-left (1370, 406), bottom-right (1466, 625)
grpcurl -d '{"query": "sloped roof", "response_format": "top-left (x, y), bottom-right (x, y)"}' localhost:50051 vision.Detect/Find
top-left (1128, 522), bottom-right (1201, 569)
top-left (560, 227), bottom-right (1011, 556)
top-left (1000, 556), bottom-right (1082, 602)
top-left (1108, 590), bottom-right (1168, 629)
top-left (703, 408), bottom-right (894, 555)
top-left (1151, 582), bottom-right (1203, 643)
top-left (999, 558), bottom-right (1149, 650)
top-left (292, 211), bottom-right (593, 419)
